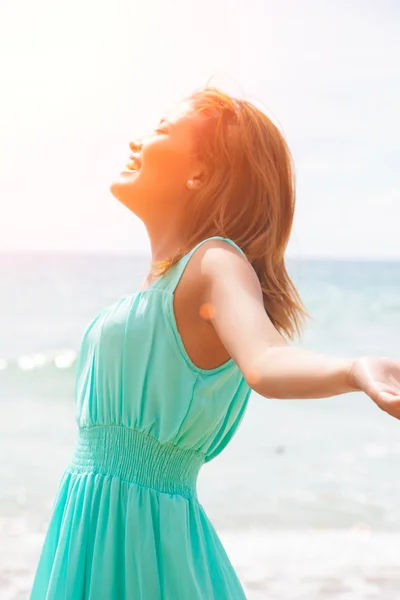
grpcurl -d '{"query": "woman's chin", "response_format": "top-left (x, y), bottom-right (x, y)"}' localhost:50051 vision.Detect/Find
top-left (109, 181), bottom-right (130, 204)
top-left (109, 179), bottom-right (122, 199)
top-left (109, 172), bottom-right (139, 198)
top-left (109, 179), bottom-right (143, 216)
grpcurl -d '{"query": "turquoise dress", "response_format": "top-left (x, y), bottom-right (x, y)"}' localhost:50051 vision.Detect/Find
top-left (30, 236), bottom-right (252, 599)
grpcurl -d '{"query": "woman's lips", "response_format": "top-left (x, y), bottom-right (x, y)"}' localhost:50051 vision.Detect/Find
top-left (120, 168), bottom-right (139, 176)
top-left (120, 154), bottom-right (141, 176)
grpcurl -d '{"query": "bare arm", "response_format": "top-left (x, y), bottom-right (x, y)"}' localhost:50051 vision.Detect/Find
top-left (200, 242), bottom-right (400, 411)
top-left (238, 345), bottom-right (356, 399)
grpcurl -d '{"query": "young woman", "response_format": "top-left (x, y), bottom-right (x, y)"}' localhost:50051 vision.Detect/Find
top-left (30, 87), bottom-right (400, 599)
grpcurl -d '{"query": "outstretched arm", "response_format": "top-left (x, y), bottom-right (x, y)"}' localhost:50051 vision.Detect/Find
top-left (200, 242), bottom-right (400, 419)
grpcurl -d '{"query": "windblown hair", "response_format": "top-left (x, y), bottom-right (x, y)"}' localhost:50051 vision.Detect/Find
top-left (153, 86), bottom-right (311, 342)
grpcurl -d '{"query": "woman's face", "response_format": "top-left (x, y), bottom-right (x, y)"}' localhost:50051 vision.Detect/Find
top-left (109, 101), bottom-right (205, 220)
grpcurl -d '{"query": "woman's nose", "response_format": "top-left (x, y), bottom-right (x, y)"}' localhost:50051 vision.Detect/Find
top-left (129, 139), bottom-right (142, 152)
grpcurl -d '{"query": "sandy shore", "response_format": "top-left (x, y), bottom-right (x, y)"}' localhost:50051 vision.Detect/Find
top-left (222, 529), bottom-right (400, 599)
top-left (2, 516), bottom-right (400, 599)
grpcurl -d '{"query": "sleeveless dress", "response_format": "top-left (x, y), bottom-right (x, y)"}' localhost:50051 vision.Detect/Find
top-left (30, 236), bottom-right (252, 600)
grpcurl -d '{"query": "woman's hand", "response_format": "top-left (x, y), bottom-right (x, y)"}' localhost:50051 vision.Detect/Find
top-left (349, 356), bottom-right (400, 419)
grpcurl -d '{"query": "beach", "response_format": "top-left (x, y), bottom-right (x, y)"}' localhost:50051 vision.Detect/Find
top-left (1, 253), bottom-right (399, 599)
top-left (2, 518), bottom-right (400, 599)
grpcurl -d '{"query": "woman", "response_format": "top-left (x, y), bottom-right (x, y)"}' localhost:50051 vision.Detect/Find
top-left (30, 86), bottom-right (400, 599)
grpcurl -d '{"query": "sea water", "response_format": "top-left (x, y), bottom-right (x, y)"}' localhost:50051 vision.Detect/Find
top-left (1, 254), bottom-right (400, 599)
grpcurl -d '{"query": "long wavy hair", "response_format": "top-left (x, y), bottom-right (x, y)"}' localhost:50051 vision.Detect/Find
top-left (152, 86), bottom-right (311, 342)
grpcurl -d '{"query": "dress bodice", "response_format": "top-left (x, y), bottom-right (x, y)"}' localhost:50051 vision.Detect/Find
top-left (74, 236), bottom-right (252, 463)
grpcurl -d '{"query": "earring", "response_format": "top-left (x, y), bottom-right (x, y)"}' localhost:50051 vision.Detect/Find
top-left (187, 179), bottom-right (194, 189)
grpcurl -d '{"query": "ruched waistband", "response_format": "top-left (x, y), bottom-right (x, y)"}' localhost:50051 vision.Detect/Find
top-left (69, 425), bottom-right (205, 499)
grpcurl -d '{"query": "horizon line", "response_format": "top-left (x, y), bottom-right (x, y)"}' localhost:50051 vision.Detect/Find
top-left (0, 250), bottom-right (399, 263)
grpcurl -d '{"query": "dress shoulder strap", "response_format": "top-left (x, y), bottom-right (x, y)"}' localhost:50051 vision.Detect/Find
top-left (160, 235), bottom-right (247, 294)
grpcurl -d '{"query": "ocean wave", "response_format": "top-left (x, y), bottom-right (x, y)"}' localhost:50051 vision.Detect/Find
top-left (0, 350), bottom-right (77, 373)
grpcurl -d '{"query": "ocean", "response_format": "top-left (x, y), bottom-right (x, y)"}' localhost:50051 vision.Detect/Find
top-left (1, 253), bottom-right (400, 599)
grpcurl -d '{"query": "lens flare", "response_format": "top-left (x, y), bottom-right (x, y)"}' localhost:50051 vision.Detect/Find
top-left (199, 303), bottom-right (216, 320)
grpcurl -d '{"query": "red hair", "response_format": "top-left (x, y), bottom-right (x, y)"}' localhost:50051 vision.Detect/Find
top-left (154, 86), bottom-right (310, 342)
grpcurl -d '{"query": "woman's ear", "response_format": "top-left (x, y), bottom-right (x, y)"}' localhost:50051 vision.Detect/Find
top-left (186, 177), bottom-right (204, 190)
top-left (186, 159), bottom-right (208, 190)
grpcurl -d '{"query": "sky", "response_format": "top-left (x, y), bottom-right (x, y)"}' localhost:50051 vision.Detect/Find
top-left (1, 0), bottom-right (399, 259)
